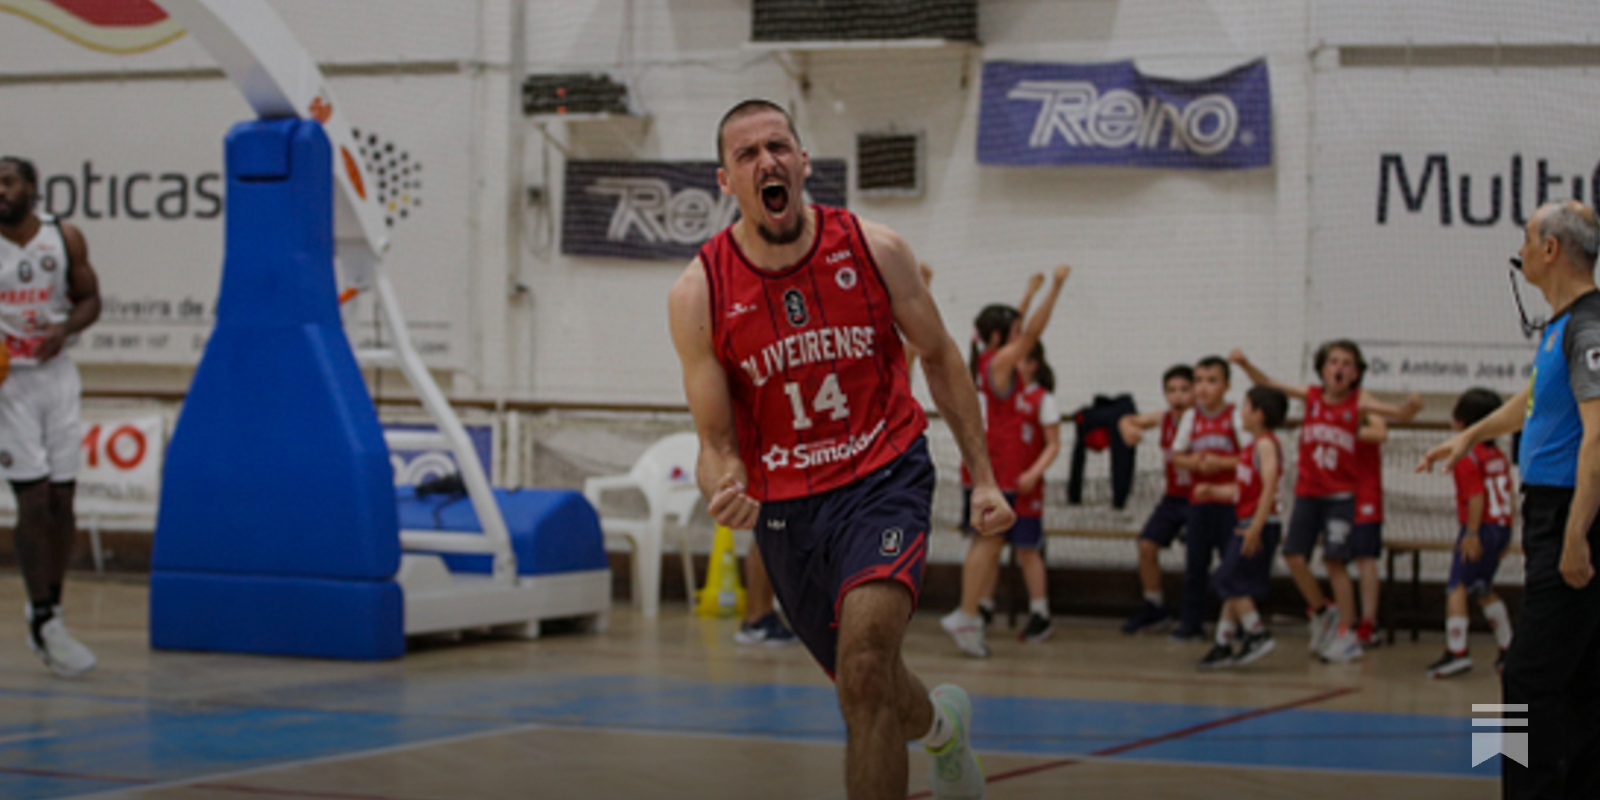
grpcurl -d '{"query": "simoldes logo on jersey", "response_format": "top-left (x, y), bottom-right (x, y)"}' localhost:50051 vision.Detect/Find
top-left (761, 420), bottom-right (886, 472)
top-left (1007, 80), bottom-right (1240, 156)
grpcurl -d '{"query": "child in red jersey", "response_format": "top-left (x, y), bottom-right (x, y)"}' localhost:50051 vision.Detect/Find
top-left (1196, 386), bottom-right (1289, 669)
top-left (1230, 342), bottom-right (1422, 663)
top-left (1351, 417), bottom-right (1387, 648)
top-left (944, 266), bottom-right (1070, 658)
top-left (1118, 364), bottom-right (1196, 634)
top-left (1427, 388), bottom-right (1517, 678)
top-left (1169, 356), bottom-right (1250, 641)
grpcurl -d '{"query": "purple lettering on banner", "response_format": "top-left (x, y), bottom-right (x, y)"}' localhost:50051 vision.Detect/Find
top-left (978, 59), bottom-right (1273, 170)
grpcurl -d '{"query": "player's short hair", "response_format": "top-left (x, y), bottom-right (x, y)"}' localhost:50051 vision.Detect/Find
top-left (716, 99), bottom-right (801, 167)
top-left (1534, 200), bottom-right (1600, 269)
top-left (1247, 386), bottom-right (1289, 429)
top-left (1314, 339), bottom-right (1367, 381)
top-left (1453, 387), bottom-right (1502, 428)
top-left (1162, 364), bottom-right (1194, 386)
top-left (969, 304), bottom-right (1021, 381)
top-left (0, 156), bottom-right (37, 188)
top-left (1194, 355), bottom-right (1230, 383)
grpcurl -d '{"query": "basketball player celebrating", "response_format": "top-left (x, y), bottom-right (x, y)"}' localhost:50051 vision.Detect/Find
top-left (1230, 344), bottom-right (1421, 662)
top-left (0, 156), bottom-right (101, 678)
top-left (669, 101), bottom-right (1011, 800)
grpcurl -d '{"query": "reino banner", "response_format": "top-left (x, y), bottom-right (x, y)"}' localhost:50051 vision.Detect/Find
top-left (978, 59), bottom-right (1272, 170)
top-left (563, 159), bottom-right (847, 261)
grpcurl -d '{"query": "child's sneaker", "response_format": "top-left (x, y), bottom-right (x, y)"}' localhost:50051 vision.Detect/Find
top-left (1233, 630), bottom-right (1277, 666)
top-left (926, 684), bottom-right (985, 799)
top-left (941, 610), bottom-right (990, 658)
top-left (1308, 606), bottom-right (1339, 655)
top-left (734, 612), bottom-right (796, 646)
top-left (1018, 613), bottom-right (1053, 643)
top-left (1355, 619), bottom-right (1382, 649)
top-left (1318, 629), bottom-right (1364, 664)
top-left (1427, 650), bottom-right (1473, 678)
top-left (1197, 642), bottom-right (1235, 670)
top-left (1121, 601), bottom-right (1170, 634)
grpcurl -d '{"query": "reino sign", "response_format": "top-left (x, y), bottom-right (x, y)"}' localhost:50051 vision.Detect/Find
top-left (978, 58), bottom-right (1272, 170)
top-left (40, 161), bottom-right (222, 221)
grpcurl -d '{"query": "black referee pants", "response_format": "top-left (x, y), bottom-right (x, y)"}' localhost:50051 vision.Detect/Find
top-left (1503, 486), bottom-right (1600, 800)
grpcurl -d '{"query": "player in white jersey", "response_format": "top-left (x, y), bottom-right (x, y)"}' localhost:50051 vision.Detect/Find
top-left (0, 156), bottom-right (102, 678)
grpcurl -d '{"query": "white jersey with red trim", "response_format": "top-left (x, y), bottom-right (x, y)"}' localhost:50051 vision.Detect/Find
top-left (0, 214), bottom-right (74, 367)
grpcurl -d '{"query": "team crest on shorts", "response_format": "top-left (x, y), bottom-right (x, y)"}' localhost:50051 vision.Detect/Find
top-left (880, 527), bottom-right (904, 557)
top-left (40, 256), bottom-right (57, 273)
top-left (835, 266), bottom-right (857, 290)
top-left (782, 288), bottom-right (809, 327)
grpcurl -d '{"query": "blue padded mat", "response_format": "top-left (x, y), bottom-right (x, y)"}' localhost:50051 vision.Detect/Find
top-left (396, 487), bottom-right (608, 576)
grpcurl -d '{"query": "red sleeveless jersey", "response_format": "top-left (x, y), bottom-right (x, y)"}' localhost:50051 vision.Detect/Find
top-left (701, 205), bottom-right (927, 502)
top-left (1235, 432), bottom-right (1279, 521)
top-left (1295, 386), bottom-right (1360, 498)
top-left (1455, 442), bottom-right (1513, 527)
top-left (1186, 404), bottom-right (1243, 503)
top-left (1354, 440), bottom-right (1383, 524)
top-left (1011, 382), bottom-right (1056, 518)
top-left (1161, 410), bottom-right (1192, 500)
top-left (969, 349), bottom-right (1040, 493)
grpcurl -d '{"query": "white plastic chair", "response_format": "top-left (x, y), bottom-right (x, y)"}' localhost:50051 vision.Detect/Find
top-left (583, 431), bottom-right (702, 617)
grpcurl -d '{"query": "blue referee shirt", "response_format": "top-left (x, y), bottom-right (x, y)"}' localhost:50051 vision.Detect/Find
top-left (1522, 290), bottom-right (1600, 487)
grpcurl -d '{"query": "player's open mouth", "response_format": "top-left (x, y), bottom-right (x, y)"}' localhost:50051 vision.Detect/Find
top-left (761, 180), bottom-right (789, 217)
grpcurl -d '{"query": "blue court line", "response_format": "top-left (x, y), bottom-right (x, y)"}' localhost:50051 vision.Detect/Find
top-left (3, 674), bottom-right (1492, 799)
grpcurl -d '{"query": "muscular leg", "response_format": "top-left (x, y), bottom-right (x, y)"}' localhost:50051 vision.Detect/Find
top-left (836, 581), bottom-right (933, 800)
top-left (744, 541), bottom-right (774, 625)
top-left (11, 479), bottom-right (56, 606)
top-left (1285, 554), bottom-right (1325, 609)
top-left (45, 483), bottom-right (75, 604)
top-left (1326, 558), bottom-right (1357, 628)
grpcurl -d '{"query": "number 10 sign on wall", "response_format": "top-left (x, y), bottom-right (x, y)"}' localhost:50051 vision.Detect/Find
top-left (79, 417), bottom-right (164, 504)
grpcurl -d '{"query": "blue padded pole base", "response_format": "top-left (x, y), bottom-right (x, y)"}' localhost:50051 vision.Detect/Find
top-left (150, 572), bottom-right (404, 661)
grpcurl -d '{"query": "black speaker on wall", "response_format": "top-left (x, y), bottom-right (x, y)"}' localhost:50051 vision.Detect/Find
top-left (857, 133), bottom-right (922, 196)
top-left (522, 73), bottom-right (630, 117)
top-left (752, 0), bottom-right (978, 43)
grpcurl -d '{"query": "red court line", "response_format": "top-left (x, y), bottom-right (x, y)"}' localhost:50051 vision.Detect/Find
top-left (907, 685), bottom-right (1359, 799)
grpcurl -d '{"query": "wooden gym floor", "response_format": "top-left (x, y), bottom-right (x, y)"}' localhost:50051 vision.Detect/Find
top-left (0, 574), bottom-right (1498, 799)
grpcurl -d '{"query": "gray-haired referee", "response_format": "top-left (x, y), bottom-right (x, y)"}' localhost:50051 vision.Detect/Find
top-left (1421, 199), bottom-right (1600, 798)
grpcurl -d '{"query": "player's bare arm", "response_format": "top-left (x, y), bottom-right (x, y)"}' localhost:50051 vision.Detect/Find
top-left (1358, 413), bottom-right (1388, 444)
top-left (1461, 492), bottom-right (1485, 563)
top-left (1417, 385), bottom-right (1530, 472)
top-left (1560, 398), bottom-right (1600, 588)
top-left (1117, 410), bottom-right (1163, 447)
top-left (1357, 389), bottom-right (1424, 422)
top-left (988, 265), bottom-right (1069, 395)
top-left (36, 222), bottom-right (100, 363)
top-left (668, 258), bottom-right (759, 530)
top-left (1016, 271), bottom-right (1044, 320)
top-left (1227, 349), bottom-right (1306, 400)
top-left (860, 219), bottom-right (1015, 536)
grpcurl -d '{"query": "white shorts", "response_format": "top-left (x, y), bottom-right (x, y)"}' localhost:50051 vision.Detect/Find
top-left (0, 357), bottom-right (82, 483)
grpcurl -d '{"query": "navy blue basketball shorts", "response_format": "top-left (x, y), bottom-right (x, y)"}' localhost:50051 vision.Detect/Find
top-left (754, 436), bottom-right (935, 678)
top-left (1447, 523), bottom-right (1512, 597)
top-left (1139, 494), bottom-right (1190, 547)
top-left (1213, 521), bottom-right (1282, 600)
top-left (1284, 495), bottom-right (1356, 561)
top-left (1350, 522), bottom-right (1383, 559)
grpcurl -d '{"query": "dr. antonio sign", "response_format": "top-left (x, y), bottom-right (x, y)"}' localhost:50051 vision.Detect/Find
top-left (562, 159), bottom-right (847, 261)
top-left (978, 59), bottom-right (1272, 170)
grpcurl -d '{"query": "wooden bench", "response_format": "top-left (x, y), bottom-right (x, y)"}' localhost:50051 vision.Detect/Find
top-left (1383, 538), bottom-right (1523, 645)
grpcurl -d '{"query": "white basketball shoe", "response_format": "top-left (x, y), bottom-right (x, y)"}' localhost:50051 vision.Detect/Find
top-left (927, 684), bottom-right (985, 799)
top-left (28, 606), bottom-right (97, 678)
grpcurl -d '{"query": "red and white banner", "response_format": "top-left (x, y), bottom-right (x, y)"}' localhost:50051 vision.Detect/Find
top-left (77, 416), bottom-right (164, 504)
top-left (0, 1), bottom-right (184, 54)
